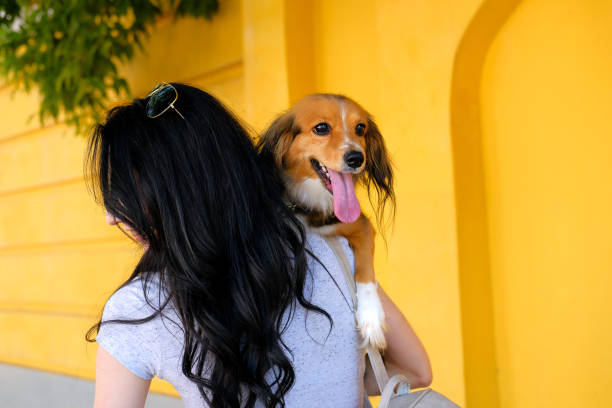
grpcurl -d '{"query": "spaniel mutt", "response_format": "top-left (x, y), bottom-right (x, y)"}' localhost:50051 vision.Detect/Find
top-left (258, 94), bottom-right (395, 350)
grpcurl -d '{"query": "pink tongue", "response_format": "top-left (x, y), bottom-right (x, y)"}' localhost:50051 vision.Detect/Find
top-left (328, 169), bottom-right (361, 223)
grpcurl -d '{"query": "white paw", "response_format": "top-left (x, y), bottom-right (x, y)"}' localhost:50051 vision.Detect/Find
top-left (356, 282), bottom-right (388, 350)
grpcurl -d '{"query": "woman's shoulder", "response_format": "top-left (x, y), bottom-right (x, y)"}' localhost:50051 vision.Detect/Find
top-left (97, 273), bottom-right (177, 381)
top-left (102, 273), bottom-right (166, 321)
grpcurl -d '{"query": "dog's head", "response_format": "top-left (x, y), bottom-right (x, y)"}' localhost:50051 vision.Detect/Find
top-left (258, 94), bottom-right (394, 225)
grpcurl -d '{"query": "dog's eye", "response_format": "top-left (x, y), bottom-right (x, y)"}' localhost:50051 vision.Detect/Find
top-left (313, 122), bottom-right (331, 136)
top-left (355, 123), bottom-right (366, 136)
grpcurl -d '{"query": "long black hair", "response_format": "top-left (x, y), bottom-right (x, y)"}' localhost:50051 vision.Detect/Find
top-left (85, 84), bottom-right (331, 407)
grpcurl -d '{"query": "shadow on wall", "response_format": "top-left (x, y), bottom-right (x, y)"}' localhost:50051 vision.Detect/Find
top-left (450, 1), bottom-right (521, 407)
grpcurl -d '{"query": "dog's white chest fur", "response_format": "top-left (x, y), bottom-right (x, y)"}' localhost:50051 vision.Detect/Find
top-left (285, 175), bottom-right (334, 216)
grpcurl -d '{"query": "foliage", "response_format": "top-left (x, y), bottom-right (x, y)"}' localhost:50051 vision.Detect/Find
top-left (0, 0), bottom-right (218, 133)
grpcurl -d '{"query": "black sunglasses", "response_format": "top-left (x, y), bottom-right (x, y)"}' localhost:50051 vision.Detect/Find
top-left (145, 83), bottom-right (185, 120)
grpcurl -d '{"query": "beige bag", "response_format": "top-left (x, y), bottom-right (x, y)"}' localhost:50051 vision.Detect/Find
top-left (323, 237), bottom-right (460, 408)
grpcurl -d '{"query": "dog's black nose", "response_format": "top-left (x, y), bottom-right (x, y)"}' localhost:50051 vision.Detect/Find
top-left (344, 150), bottom-right (364, 169)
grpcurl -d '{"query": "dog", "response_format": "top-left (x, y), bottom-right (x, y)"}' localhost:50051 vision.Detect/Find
top-left (258, 94), bottom-right (395, 350)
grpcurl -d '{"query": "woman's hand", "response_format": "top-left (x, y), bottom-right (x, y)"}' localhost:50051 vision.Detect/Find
top-left (364, 285), bottom-right (433, 396)
top-left (93, 346), bottom-right (151, 408)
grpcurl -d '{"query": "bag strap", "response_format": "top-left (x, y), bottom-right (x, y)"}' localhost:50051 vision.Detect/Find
top-left (380, 375), bottom-right (429, 407)
top-left (328, 236), bottom-right (358, 309)
top-left (323, 236), bottom-right (392, 394)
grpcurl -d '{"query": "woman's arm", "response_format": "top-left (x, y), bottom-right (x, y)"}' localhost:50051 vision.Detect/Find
top-left (364, 285), bottom-right (432, 396)
top-left (93, 346), bottom-right (151, 408)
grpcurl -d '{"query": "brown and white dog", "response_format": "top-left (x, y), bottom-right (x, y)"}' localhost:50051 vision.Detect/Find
top-left (258, 94), bottom-right (395, 350)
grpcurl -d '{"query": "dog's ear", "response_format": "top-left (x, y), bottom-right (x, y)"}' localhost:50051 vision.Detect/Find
top-left (364, 117), bottom-right (395, 226)
top-left (257, 112), bottom-right (297, 170)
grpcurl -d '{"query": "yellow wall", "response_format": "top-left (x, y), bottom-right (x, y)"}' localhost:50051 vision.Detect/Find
top-left (453, 0), bottom-right (612, 406)
top-left (3, 0), bottom-right (611, 406)
top-left (480, 0), bottom-right (612, 406)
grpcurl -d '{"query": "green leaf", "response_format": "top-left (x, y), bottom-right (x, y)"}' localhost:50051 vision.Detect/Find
top-left (0, 0), bottom-right (219, 135)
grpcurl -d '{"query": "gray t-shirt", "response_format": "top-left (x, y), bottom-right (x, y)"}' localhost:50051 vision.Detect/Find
top-left (97, 233), bottom-right (366, 407)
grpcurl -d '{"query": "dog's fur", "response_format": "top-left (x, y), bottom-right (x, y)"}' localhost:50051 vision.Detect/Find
top-left (258, 94), bottom-right (395, 349)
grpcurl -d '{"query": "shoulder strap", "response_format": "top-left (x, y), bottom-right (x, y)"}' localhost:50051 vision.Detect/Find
top-left (323, 236), bottom-right (391, 394)
top-left (325, 236), bottom-right (358, 309)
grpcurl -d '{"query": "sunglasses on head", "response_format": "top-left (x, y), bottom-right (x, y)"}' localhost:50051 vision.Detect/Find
top-left (145, 82), bottom-right (185, 120)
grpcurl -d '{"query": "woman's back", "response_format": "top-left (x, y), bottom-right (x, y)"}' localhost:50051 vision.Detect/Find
top-left (97, 233), bottom-right (365, 407)
top-left (87, 84), bottom-right (351, 406)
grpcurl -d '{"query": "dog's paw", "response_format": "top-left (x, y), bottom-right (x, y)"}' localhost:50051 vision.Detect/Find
top-left (356, 281), bottom-right (388, 350)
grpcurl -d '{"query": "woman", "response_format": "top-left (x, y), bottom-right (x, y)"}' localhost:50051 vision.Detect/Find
top-left (87, 83), bottom-right (431, 408)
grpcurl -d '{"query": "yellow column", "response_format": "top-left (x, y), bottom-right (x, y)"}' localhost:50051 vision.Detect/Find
top-left (241, 0), bottom-right (290, 131)
top-left (283, 0), bottom-right (316, 104)
top-left (451, 1), bottom-right (520, 406)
